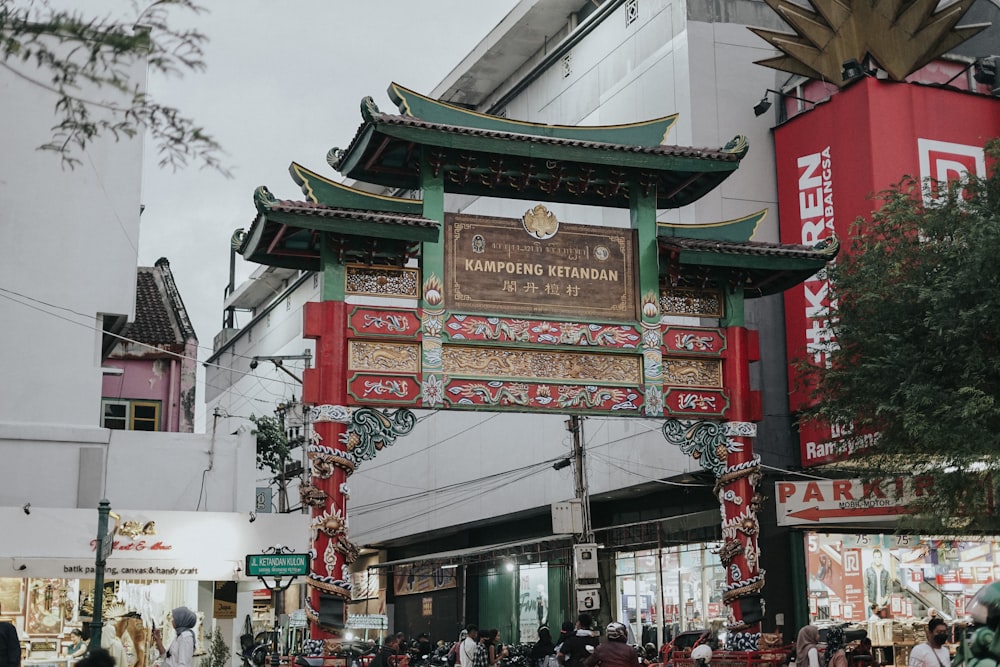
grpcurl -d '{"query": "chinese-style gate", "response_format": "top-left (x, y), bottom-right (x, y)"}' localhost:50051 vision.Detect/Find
top-left (235, 82), bottom-right (837, 651)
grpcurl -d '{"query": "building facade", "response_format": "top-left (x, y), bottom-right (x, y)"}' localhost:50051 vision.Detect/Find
top-left (206, 0), bottom-right (1000, 650)
top-left (0, 24), bottom-right (307, 664)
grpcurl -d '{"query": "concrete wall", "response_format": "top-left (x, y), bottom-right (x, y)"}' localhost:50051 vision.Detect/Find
top-left (0, 424), bottom-right (256, 513)
top-left (0, 48), bottom-right (146, 428)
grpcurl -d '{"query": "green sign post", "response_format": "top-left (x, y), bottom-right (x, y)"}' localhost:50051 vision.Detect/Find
top-left (245, 552), bottom-right (309, 577)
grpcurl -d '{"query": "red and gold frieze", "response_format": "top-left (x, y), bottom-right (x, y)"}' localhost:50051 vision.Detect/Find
top-left (347, 307), bottom-right (422, 339)
top-left (662, 326), bottom-right (727, 356)
top-left (662, 358), bottom-right (723, 387)
top-left (442, 345), bottom-right (641, 384)
top-left (347, 341), bottom-right (420, 374)
top-left (444, 379), bottom-right (643, 413)
top-left (445, 314), bottom-right (641, 348)
top-left (662, 387), bottom-right (730, 417)
top-left (347, 374), bottom-right (421, 404)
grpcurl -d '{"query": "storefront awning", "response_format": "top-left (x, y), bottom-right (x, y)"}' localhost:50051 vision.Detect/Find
top-left (370, 534), bottom-right (575, 570)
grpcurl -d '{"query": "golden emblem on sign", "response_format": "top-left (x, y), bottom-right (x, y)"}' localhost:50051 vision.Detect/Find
top-left (118, 520), bottom-right (156, 539)
top-left (522, 204), bottom-right (559, 239)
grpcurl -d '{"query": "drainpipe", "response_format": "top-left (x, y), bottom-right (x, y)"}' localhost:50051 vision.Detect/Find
top-left (168, 358), bottom-right (179, 431)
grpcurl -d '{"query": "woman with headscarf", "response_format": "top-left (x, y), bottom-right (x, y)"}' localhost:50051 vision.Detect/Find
top-left (796, 626), bottom-right (821, 667)
top-left (823, 627), bottom-right (848, 667)
top-left (154, 607), bottom-right (198, 667)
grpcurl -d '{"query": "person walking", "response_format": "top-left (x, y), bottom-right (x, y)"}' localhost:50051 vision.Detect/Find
top-left (558, 614), bottom-right (599, 667)
top-left (153, 607), bottom-right (198, 667)
top-left (449, 630), bottom-right (469, 667)
top-left (796, 626), bottom-right (821, 667)
top-left (461, 626), bottom-right (481, 667)
top-left (908, 619), bottom-right (951, 667)
top-left (0, 620), bottom-right (19, 667)
top-left (584, 623), bottom-right (640, 667)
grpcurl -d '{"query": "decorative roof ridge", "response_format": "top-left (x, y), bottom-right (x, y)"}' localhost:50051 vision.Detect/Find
top-left (289, 161), bottom-right (423, 214)
top-left (328, 96), bottom-right (747, 170)
top-left (387, 81), bottom-right (679, 147)
top-left (658, 209), bottom-right (766, 242)
top-left (370, 110), bottom-right (743, 159)
top-left (661, 234), bottom-right (840, 258)
top-left (267, 199), bottom-right (437, 225)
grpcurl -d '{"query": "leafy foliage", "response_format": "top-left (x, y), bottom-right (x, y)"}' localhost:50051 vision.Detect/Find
top-left (200, 626), bottom-right (231, 667)
top-left (804, 139), bottom-right (1000, 527)
top-left (0, 0), bottom-right (227, 173)
top-left (249, 413), bottom-right (290, 476)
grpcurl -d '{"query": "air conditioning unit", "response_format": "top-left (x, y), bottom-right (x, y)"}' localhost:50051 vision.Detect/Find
top-left (574, 543), bottom-right (599, 580)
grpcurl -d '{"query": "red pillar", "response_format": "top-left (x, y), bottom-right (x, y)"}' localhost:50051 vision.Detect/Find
top-left (302, 301), bottom-right (352, 641)
top-left (718, 326), bottom-right (764, 650)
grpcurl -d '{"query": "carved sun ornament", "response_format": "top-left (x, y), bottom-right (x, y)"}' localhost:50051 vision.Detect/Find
top-left (749, 0), bottom-right (988, 86)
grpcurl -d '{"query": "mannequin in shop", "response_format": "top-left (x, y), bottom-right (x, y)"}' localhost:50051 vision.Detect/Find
top-left (100, 624), bottom-right (128, 667)
top-left (153, 607), bottom-right (197, 667)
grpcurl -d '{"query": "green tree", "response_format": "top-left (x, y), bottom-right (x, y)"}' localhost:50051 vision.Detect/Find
top-left (805, 139), bottom-right (1000, 527)
top-left (200, 626), bottom-right (232, 667)
top-left (0, 0), bottom-right (226, 172)
top-left (249, 413), bottom-right (290, 476)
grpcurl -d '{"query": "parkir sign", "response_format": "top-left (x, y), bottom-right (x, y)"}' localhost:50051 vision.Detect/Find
top-left (775, 477), bottom-right (934, 526)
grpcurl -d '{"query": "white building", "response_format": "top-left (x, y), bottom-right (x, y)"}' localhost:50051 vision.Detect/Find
top-left (0, 23), bottom-right (308, 660)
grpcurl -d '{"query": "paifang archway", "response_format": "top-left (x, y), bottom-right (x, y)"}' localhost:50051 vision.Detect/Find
top-left (234, 82), bottom-right (838, 651)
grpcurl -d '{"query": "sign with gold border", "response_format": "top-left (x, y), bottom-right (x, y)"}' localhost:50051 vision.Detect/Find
top-left (445, 212), bottom-right (636, 321)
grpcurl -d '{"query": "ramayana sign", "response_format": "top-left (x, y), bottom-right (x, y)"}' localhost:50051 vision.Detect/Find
top-left (775, 78), bottom-right (1000, 467)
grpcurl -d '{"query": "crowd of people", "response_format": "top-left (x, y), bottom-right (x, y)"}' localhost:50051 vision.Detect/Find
top-left (0, 606), bottom-right (199, 667)
top-left (0, 611), bottom-right (961, 667)
top-left (795, 618), bottom-right (952, 667)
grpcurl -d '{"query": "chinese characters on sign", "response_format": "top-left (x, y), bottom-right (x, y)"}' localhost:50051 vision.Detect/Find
top-left (445, 213), bottom-right (636, 321)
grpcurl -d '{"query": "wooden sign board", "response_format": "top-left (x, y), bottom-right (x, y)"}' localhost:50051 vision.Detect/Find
top-left (445, 213), bottom-right (636, 321)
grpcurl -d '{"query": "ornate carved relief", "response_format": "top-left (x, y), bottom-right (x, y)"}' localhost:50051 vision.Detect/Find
top-left (442, 346), bottom-right (640, 384)
top-left (345, 265), bottom-right (419, 297)
top-left (662, 358), bottom-right (723, 387)
top-left (347, 341), bottom-right (420, 373)
top-left (660, 287), bottom-right (724, 318)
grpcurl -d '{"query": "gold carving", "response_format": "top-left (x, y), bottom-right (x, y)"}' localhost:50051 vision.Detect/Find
top-left (442, 346), bottom-right (640, 383)
top-left (663, 358), bottom-right (723, 387)
top-left (348, 341), bottom-right (420, 373)
top-left (522, 204), bottom-right (559, 239)
top-left (660, 287), bottom-right (724, 318)
top-left (345, 265), bottom-right (419, 297)
top-left (118, 520), bottom-right (156, 539)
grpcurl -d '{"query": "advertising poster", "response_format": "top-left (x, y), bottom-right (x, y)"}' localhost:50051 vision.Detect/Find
top-left (774, 79), bottom-right (1000, 467)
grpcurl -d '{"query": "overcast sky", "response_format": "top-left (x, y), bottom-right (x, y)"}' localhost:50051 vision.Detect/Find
top-left (137, 1), bottom-right (519, 361)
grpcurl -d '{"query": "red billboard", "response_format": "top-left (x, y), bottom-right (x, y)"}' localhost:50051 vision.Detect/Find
top-left (775, 77), bottom-right (1000, 466)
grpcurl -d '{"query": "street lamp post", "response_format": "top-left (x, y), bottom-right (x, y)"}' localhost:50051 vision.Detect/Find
top-left (88, 499), bottom-right (115, 653)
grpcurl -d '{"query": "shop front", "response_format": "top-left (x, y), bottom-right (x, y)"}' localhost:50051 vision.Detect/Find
top-left (0, 506), bottom-right (310, 666)
top-left (777, 478), bottom-right (997, 667)
top-left (613, 542), bottom-right (729, 648)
